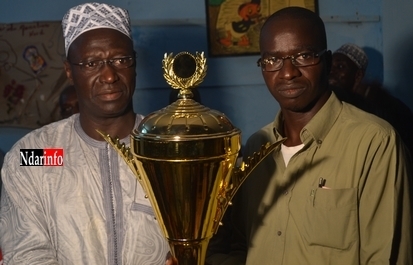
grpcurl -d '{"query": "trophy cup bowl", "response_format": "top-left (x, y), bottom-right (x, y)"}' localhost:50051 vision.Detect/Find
top-left (98, 52), bottom-right (280, 265)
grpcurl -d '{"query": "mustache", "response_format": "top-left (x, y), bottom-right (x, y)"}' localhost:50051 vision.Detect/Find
top-left (94, 85), bottom-right (124, 95)
top-left (276, 83), bottom-right (305, 91)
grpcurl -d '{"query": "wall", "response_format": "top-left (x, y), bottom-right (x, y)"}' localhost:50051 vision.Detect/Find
top-left (382, 0), bottom-right (413, 109)
top-left (1, 0), bottom-right (412, 150)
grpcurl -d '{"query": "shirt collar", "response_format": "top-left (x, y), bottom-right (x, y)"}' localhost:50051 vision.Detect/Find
top-left (74, 114), bottom-right (141, 148)
top-left (273, 92), bottom-right (343, 146)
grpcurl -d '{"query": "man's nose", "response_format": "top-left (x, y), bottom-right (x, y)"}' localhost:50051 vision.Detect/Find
top-left (99, 63), bottom-right (119, 83)
top-left (278, 57), bottom-right (301, 80)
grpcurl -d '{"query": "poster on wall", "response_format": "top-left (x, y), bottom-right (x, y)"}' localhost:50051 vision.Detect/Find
top-left (206, 0), bottom-right (317, 57)
top-left (0, 21), bottom-right (70, 129)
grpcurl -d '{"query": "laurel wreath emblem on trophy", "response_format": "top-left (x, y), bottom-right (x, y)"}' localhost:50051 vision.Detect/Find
top-left (162, 51), bottom-right (207, 90)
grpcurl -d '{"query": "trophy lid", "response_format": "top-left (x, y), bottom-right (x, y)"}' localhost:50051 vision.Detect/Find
top-left (131, 52), bottom-right (241, 159)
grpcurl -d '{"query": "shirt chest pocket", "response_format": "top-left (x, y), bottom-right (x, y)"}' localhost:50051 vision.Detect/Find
top-left (300, 188), bottom-right (358, 250)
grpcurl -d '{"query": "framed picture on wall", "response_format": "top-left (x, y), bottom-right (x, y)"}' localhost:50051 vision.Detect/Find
top-left (205, 0), bottom-right (317, 57)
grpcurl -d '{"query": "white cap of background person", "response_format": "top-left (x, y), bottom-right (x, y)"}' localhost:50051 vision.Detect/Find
top-left (334, 43), bottom-right (368, 71)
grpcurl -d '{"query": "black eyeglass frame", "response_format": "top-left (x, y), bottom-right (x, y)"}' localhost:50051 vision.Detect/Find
top-left (257, 49), bottom-right (327, 72)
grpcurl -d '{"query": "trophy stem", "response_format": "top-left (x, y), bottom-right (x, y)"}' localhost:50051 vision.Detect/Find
top-left (169, 238), bottom-right (210, 265)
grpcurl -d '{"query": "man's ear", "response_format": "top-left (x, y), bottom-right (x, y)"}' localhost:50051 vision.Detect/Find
top-left (64, 60), bottom-right (74, 84)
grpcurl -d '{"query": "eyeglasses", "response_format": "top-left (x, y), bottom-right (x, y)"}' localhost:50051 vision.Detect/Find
top-left (69, 56), bottom-right (135, 72)
top-left (257, 49), bottom-right (327, 72)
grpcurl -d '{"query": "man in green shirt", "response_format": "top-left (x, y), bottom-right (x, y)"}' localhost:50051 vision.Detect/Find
top-left (206, 6), bottom-right (412, 265)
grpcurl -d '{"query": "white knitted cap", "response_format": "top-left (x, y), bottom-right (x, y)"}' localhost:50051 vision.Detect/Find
top-left (334, 43), bottom-right (368, 71)
top-left (62, 2), bottom-right (131, 56)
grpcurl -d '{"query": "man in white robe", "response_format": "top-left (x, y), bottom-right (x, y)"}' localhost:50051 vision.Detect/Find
top-left (0, 3), bottom-right (170, 264)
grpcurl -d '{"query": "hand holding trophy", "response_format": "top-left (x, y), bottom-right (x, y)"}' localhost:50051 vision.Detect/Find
top-left (98, 52), bottom-right (280, 265)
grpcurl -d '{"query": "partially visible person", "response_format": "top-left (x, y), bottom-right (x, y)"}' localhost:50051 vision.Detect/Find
top-left (207, 6), bottom-right (412, 265)
top-left (59, 84), bottom-right (79, 119)
top-left (0, 3), bottom-right (171, 264)
top-left (328, 43), bottom-right (375, 113)
top-left (329, 43), bottom-right (413, 157)
top-left (329, 43), bottom-right (368, 93)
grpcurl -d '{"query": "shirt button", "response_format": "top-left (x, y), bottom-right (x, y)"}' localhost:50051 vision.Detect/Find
top-left (284, 190), bottom-right (288, 195)
top-left (317, 139), bottom-right (322, 144)
top-left (277, 231), bottom-right (282, 236)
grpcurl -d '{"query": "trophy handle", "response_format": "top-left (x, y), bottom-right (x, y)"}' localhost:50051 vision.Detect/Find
top-left (213, 141), bottom-right (283, 232)
top-left (96, 130), bottom-right (148, 194)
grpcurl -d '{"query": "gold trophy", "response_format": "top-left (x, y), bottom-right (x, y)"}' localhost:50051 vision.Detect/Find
top-left (98, 52), bottom-right (280, 265)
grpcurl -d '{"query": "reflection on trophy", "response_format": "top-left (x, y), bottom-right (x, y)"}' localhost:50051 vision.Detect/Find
top-left (98, 51), bottom-right (280, 265)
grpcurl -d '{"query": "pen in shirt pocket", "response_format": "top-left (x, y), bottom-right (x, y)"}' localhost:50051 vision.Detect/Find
top-left (318, 177), bottom-right (330, 189)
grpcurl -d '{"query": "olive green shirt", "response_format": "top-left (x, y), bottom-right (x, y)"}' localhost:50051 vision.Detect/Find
top-left (207, 93), bottom-right (412, 265)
